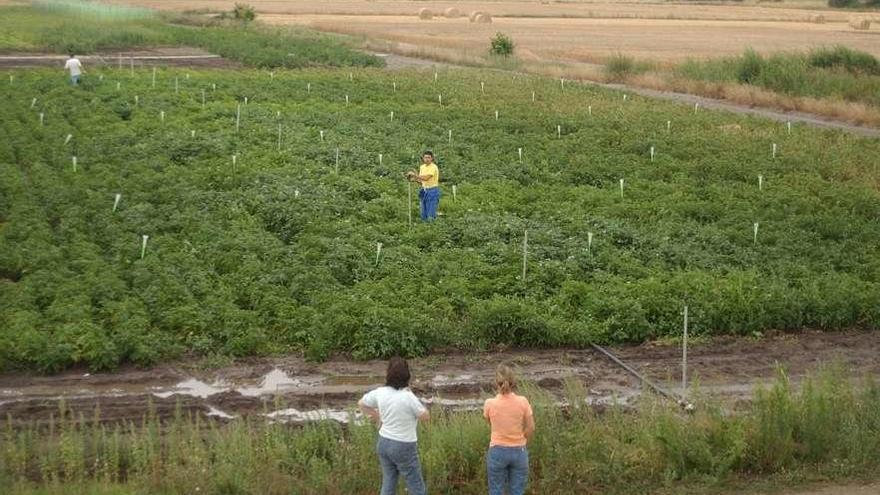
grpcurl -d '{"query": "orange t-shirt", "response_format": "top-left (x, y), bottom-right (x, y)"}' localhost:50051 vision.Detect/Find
top-left (483, 393), bottom-right (533, 447)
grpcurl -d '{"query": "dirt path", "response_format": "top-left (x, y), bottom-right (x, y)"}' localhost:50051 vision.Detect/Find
top-left (775, 482), bottom-right (880, 495)
top-left (1, 330), bottom-right (877, 425)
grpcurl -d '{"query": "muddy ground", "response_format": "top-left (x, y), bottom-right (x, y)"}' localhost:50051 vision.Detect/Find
top-left (1, 330), bottom-right (877, 425)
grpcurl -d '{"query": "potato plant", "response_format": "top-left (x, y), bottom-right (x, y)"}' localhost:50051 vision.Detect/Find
top-left (1, 67), bottom-right (879, 371)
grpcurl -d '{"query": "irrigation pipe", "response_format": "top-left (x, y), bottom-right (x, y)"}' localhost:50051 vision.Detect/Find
top-left (590, 343), bottom-right (695, 411)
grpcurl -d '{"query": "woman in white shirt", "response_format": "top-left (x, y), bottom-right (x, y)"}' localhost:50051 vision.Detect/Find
top-left (359, 357), bottom-right (430, 495)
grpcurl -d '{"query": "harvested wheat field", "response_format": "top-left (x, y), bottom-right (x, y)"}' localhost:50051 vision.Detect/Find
top-left (107, 0), bottom-right (880, 63)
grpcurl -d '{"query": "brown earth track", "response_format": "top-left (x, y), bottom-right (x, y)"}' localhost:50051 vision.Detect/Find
top-left (2, 330), bottom-right (878, 426)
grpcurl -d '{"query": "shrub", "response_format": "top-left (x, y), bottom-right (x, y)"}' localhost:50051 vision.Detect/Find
top-left (489, 32), bottom-right (514, 57)
top-left (828, 0), bottom-right (858, 7)
top-left (736, 48), bottom-right (765, 84)
top-left (232, 3), bottom-right (256, 22)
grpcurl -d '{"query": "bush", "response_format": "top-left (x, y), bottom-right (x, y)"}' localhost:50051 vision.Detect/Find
top-left (828, 0), bottom-right (858, 7)
top-left (736, 48), bottom-right (765, 84)
top-left (489, 32), bottom-right (514, 57)
top-left (232, 3), bottom-right (256, 22)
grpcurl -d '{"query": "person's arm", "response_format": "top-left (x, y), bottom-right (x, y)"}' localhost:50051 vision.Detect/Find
top-left (358, 399), bottom-right (381, 425)
top-left (418, 408), bottom-right (430, 422)
top-left (523, 413), bottom-right (536, 441)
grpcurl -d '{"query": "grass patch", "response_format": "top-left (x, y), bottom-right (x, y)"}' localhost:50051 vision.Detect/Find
top-left (604, 53), bottom-right (653, 82)
top-left (0, 3), bottom-right (381, 69)
top-left (676, 47), bottom-right (880, 107)
top-left (2, 367), bottom-right (880, 494)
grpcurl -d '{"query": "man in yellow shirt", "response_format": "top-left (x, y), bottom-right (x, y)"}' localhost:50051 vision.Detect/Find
top-left (407, 151), bottom-right (441, 221)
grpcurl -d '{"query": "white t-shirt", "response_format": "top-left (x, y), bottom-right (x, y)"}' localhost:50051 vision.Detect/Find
top-left (64, 58), bottom-right (83, 76)
top-left (360, 386), bottom-right (426, 443)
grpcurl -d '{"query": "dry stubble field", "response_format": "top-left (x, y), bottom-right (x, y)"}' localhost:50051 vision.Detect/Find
top-left (106, 0), bottom-right (880, 64)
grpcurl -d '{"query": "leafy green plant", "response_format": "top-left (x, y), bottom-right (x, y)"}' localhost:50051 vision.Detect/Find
top-left (489, 32), bottom-right (515, 57)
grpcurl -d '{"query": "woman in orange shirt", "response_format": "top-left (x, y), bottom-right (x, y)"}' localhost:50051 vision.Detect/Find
top-left (483, 364), bottom-right (536, 495)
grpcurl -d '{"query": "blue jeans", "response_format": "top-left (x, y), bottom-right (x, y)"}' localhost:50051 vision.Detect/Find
top-left (70, 75), bottom-right (81, 85)
top-left (377, 436), bottom-right (426, 495)
top-left (419, 187), bottom-right (440, 221)
top-left (487, 446), bottom-right (529, 495)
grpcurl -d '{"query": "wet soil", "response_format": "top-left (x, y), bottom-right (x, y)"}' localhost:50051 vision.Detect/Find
top-left (1, 330), bottom-right (877, 426)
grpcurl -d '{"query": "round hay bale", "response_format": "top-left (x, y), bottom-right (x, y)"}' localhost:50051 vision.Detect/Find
top-left (474, 12), bottom-right (493, 24)
top-left (468, 10), bottom-right (484, 22)
top-left (418, 8), bottom-right (433, 20)
top-left (849, 17), bottom-right (871, 30)
top-left (444, 7), bottom-right (461, 19)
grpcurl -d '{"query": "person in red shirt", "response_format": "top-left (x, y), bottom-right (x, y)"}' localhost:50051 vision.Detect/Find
top-left (483, 364), bottom-right (536, 495)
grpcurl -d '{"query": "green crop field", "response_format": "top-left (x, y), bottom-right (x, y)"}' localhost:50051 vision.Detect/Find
top-left (2, 64), bottom-right (880, 372)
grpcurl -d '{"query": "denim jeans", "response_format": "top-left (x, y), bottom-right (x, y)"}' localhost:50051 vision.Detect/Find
top-left (377, 436), bottom-right (426, 495)
top-left (418, 187), bottom-right (440, 221)
top-left (70, 75), bottom-right (81, 85)
top-left (487, 445), bottom-right (529, 495)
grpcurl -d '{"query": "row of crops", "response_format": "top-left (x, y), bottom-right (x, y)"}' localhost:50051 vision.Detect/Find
top-left (1, 67), bottom-right (879, 371)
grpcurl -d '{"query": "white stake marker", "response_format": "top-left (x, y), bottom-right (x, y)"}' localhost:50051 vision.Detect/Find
top-left (152, 67), bottom-right (156, 88)
top-left (379, 153), bottom-right (383, 166)
top-left (8, 75), bottom-right (12, 84)
top-left (212, 83), bottom-right (216, 92)
top-left (113, 193), bottom-right (122, 212)
top-left (588, 105), bottom-right (592, 116)
top-left (495, 110), bottom-right (499, 120)
top-left (277, 124), bottom-right (282, 151)
top-left (682, 305), bottom-right (688, 395)
top-left (650, 146), bottom-right (655, 162)
top-left (481, 81), bottom-right (485, 93)
top-left (694, 102), bottom-right (700, 113)
top-left (518, 147), bottom-right (523, 162)
top-left (345, 95), bottom-right (349, 105)
top-left (72, 156), bottom-right (77, 172)
top-left (787, 121), bottom-right (792, 135)
top-left (349, 72), bottom-right (353, 81)
top-left (448, 129), bottom-right (452, 144)
top-left (65, 134), bottom-right (73, 145)
top-left (116, 82), bottom-right (121, 91)
top-left (270, 71), bottom-right (274, 79)
top-left (393, 81), bottom-right (397, 92)
top-left (522, 230), bottom-right (528, 281)
top-left (667, 120), bottom-right (671, 132)
top-left (244, 96), bottom-right (248, 105)
top-left (160, 111), bottom-right (165, 123)
top-left (753, 222), bottom-right (759, 244)
top-left (560, 78), bottom-right (565, 89)
top-left (232, 154), bottom-right (237, 168)
top-left (294, 189), bottom-right (300, 199)
top-left (376, 242), bottom-right (383, 265)
top-left (587, 232), bottom-right (593, 254)
top-left (772, 143), bottom-right (777, 158)
top-left (531, 91), bottom-right (535, 102)
top-left (236, 104), bottom-right (240, 132)
top-left (438, 94), bottom-right (442, 106)
top-left (191, 130), bottom-right (195, 138)
top-left (135, 95), bottom-right (139, 106)
top-left (39, 113), bottom-right (44, 126)
top-left (623, 94), bottom-right (628, 101)
top-left (758, 174), bottom-right (764, 191)
top-left (185, 73), bottom-right (189, 80)
top-left (320, 130), bottom-right (325, 142)
top-left (452, 184), bottom-right (457, 202)
top-left (30, 97), bottom-right (37, 108)
top-left (140, 235), bottom-right (149, 259)
top-left (619, 178), bottom-right (625, 198)
top-left (307, 82), bottom-right (311, 93)
top-left (335, 147), bottom-right (340, 173)
top-left (434, 72), bottom-right (438, 82)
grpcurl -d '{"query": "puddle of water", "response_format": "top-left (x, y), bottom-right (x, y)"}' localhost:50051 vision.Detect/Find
top-left (265, 407), bottom-right (355, 423)
top-left (206, 406), bottom-right (235, 419)
top-left (236, 368), bottom-right (303, 397)
top-left (153, 378), bottom-right (229, 399)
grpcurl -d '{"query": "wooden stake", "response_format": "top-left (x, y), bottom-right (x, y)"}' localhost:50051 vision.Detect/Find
top-left (113, 193), bottom-right (122, 212)
top-left (140, 235), bottom-right (149, 259)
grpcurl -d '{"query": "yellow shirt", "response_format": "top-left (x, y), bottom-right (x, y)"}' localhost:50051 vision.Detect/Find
top-left (419, 163), bottom-right (439, 189)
